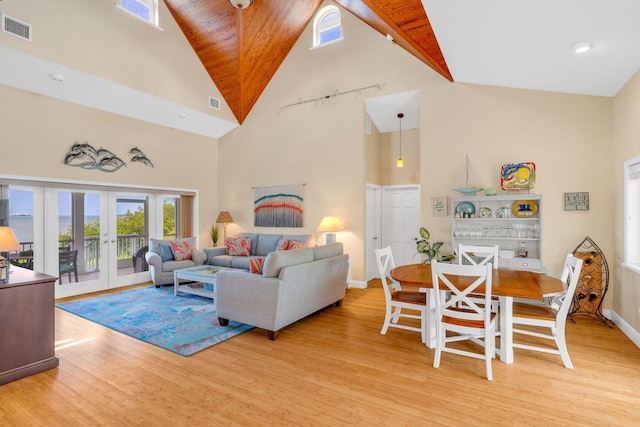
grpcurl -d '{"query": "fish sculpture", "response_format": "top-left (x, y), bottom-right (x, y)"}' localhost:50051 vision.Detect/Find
top-left (130, 147), bottom-right (154, 168)
top-left (63, 142), bottom-right (126, 172)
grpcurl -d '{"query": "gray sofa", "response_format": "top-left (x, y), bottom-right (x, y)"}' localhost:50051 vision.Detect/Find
top-left (145, 237), bottom-right (207, 287)
top-left (204, 233), bottom-right (314, 270)
top-left (215, 242), bottom-right (349, 340)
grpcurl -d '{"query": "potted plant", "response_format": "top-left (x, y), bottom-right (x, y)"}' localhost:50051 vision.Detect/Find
top-left (211, 225), bottom-right (219, 247)
top-left (416, 226), bottom-right (455, 264)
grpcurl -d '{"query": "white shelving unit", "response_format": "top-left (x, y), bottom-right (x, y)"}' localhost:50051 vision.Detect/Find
top-left (451, 194), bottom-right (544, 272)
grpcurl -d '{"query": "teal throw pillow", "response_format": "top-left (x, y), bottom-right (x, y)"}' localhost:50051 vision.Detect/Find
top-left (159, 243), bottom-right (174, 261)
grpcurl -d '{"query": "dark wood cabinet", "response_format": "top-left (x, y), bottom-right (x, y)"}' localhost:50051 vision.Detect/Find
top-left (0, 265), bottom-right (59, 385)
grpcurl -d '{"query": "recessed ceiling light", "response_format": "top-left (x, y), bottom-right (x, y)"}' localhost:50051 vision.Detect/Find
top-left (572, 41), bottom-right (593, 54)
top-left (178, 112), bottom-right (188, 118)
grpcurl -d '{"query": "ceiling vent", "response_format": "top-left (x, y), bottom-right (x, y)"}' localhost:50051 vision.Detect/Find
top-left (2, 14), bottom-right (32, 42)
top-left (209, 96), bottom-right (221, 110)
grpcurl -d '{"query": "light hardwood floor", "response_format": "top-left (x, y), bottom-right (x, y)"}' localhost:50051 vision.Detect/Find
top-left (1, 281), bottom-right (639, 426)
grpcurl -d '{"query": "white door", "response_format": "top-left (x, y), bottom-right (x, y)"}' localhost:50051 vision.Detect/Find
top-left (382, 185), bottom-right (420, 266)
top-left (365, 184), bottom-right (382, 280)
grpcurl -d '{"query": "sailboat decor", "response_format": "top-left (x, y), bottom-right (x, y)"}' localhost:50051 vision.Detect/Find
top-left (453, 154), bottom-right (483, 195)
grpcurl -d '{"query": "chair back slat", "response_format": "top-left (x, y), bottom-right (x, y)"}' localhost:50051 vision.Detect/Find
top-left (458, 244), bottom-right (499, 269)
top-left (375, 246), bottom-right (400, 297)
top-left (432, 261), bottom-right (493, 325)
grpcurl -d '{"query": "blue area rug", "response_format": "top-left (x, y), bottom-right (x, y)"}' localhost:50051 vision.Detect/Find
top-left (56, 286), bottom-right (253, 356)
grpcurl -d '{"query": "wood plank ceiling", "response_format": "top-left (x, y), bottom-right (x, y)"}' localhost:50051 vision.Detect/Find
top-left (164, 0), bottom-right (451, 124)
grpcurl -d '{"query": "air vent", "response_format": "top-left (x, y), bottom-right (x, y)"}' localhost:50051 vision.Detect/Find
top-left (209, 96), bottom-right (221, 110)
top-left (2, 14), bottom-right (32, 42)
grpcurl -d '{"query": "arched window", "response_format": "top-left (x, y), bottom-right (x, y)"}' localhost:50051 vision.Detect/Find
top-left (118, 0), bottom-right (159, 27)
top-left (313, 5), bottom-right (343, 48)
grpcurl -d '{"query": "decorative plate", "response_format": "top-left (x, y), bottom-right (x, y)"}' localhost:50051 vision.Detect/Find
top-left (455, 201), bottom-right (476, 216)
top-left (479, 207), bottom-right (492, 218)
top-left (511, 200), bottom-right (539, 218)
top-left (501, 162), bottom-right (536, 190)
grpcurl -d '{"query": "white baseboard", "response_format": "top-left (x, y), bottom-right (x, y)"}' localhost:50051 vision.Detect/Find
top-left (610, 310), bottom-right (640, 349)
top-left (347, 280), bottom-right (367, 289)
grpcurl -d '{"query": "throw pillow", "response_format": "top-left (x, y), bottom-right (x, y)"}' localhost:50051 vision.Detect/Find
top-left (249, 257), bottom-right (265, 274)
top-left (170, 240), bottom-right (192, 261)
top-left (276, 238), bottom-right (304, 251)
top-left (159, 243), bottom-right (175, 262)
top-left (227, 237), bottom-right (251, 256)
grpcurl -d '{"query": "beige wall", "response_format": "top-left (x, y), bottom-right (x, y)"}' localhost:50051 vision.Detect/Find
top-left (2, 1), bottom-right (633, 327)
top-left (0, 0), bottom-right (222, 247)
top-left (218, 1), bottom-right (613, 288)
top-left (612, 69), bottom-right (640, 332)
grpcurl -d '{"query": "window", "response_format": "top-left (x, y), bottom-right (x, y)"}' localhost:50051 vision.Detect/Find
top-left (624, 156), bottom-right (640, 271)
top-left (312, 5), bottom-right (342, 48)
top-left (118, 0), bottom-right (159, 27)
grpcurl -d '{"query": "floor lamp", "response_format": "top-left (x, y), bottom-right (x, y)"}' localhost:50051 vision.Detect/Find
top-left (216, 210), bottom-right (234, 244)
top-left (316, 216), bottom-right (345, 244)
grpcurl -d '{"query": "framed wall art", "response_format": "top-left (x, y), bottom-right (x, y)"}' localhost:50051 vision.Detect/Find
top-left (432, 196), bottom-right (448, 217)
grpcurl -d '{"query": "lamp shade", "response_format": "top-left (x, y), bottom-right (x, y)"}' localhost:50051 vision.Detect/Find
top-left (0, 227), bottom-right (20, 252)
top-left (229, 0), bottom-right (252, 9)
top-left (316, 216), bottom-right (345, 233)
top-left (216, 210), bottom-right (234, 224)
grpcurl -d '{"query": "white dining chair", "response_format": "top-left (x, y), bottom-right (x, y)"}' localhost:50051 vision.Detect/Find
top-left (431, 261), bottom-right (496, 381)
top-left (457, 244), bottom-right (500, 322)
top-left (457, 244), bottom-right (499, 269)
top-left (511, 254), bottom-right (583, 368)
top-left (375, 246), bottom-right (427, 343)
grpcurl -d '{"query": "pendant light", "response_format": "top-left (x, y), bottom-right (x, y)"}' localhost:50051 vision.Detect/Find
top-left (229, 0), bottom-right (252, 9)
top-left (396, 113), bottom-right (405, 168)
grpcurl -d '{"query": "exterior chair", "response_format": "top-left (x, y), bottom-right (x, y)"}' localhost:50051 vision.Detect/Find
top-left (375, 246), bottom-right (427, 343)
top-left (59, 249), bottom-right (79, 282)
top-left (511, 254), bottom-right (583, 368)
top-left (431, 261), bottom-right (496, 380)
top-left (132, 245), bottom-right (149, 272)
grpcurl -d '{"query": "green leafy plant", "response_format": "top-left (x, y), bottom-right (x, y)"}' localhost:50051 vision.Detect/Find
top-left (415, 226), bottom-right (454, 264)
top-left (211, 225), bottom-right (219, 246)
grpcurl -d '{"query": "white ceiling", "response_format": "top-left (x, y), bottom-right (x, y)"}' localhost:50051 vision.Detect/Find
top-left (0, 45), bottom-right (237, 139)
top-left (422, 0), bottom-right (640, 97)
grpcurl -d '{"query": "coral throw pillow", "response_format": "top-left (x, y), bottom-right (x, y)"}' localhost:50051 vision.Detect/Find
top-left (276, 238), bottom-right (304, 251)
top-left (249, 257), bottom-right (265, 274)
top-left (227, 237), bottom-right (251, 256)
top-left (169, 240), bottom-right (192, 261)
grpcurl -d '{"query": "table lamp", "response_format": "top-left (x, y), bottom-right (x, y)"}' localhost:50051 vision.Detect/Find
top-left (316, 216), bottom-right (345, 244)
top-left (0, 226), bottom-right (20, 283)
top-left (216, 210), bottom-right (234, 245)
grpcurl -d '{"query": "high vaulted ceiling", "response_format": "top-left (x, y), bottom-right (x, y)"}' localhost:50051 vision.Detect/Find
top-left (165, 0), bottom-right (640, 125)
top-left (164, 0), bottom-right (450, 124)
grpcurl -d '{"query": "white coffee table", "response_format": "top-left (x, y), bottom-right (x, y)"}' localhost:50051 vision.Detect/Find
top-left (173, 265), bottom-right (229, 299)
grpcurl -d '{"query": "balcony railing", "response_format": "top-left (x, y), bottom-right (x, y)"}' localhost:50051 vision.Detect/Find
top-left (18, 234), bottom-right (148, 272)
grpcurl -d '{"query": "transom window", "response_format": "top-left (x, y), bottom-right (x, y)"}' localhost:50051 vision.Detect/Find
top-left (118, 0), bottom-right (159, 27)
top-left (312, 5), bottom-right (343, 48)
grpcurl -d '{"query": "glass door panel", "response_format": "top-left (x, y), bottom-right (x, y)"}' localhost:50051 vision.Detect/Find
top-left (57, 191), bottom-right (103, 285)
top-left (7, 188), bottom-right (39, 272)
top-left (115, 194), bottom-right (149, 278)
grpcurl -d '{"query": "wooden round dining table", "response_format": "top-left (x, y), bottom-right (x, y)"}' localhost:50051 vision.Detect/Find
top-left (390, 263), bottom-right (565, 364)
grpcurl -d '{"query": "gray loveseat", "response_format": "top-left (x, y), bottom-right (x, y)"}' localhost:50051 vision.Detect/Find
top-left (204, 233), bottom-right (314, 270)
top-left (215, 242), bottom-right (349, 340)
top-left (145, 237), bottom-right (207, 287)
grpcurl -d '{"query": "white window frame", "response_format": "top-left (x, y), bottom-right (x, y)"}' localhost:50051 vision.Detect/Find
top-left (311, 5), bottom-right (343, 49)
top-left (623, 155), bottom-right (640, 273)
top-left (116, 0), bottom-right (163, 30)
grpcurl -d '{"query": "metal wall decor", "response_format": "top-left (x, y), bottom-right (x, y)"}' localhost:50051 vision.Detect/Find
top-left (63, 142), bottom-right (154, 172)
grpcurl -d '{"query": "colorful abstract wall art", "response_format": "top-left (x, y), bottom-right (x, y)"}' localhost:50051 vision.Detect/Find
top-left (500, 162), bottom-right (536, 191)
top-left (254, 184), bottom-right (304, 227)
